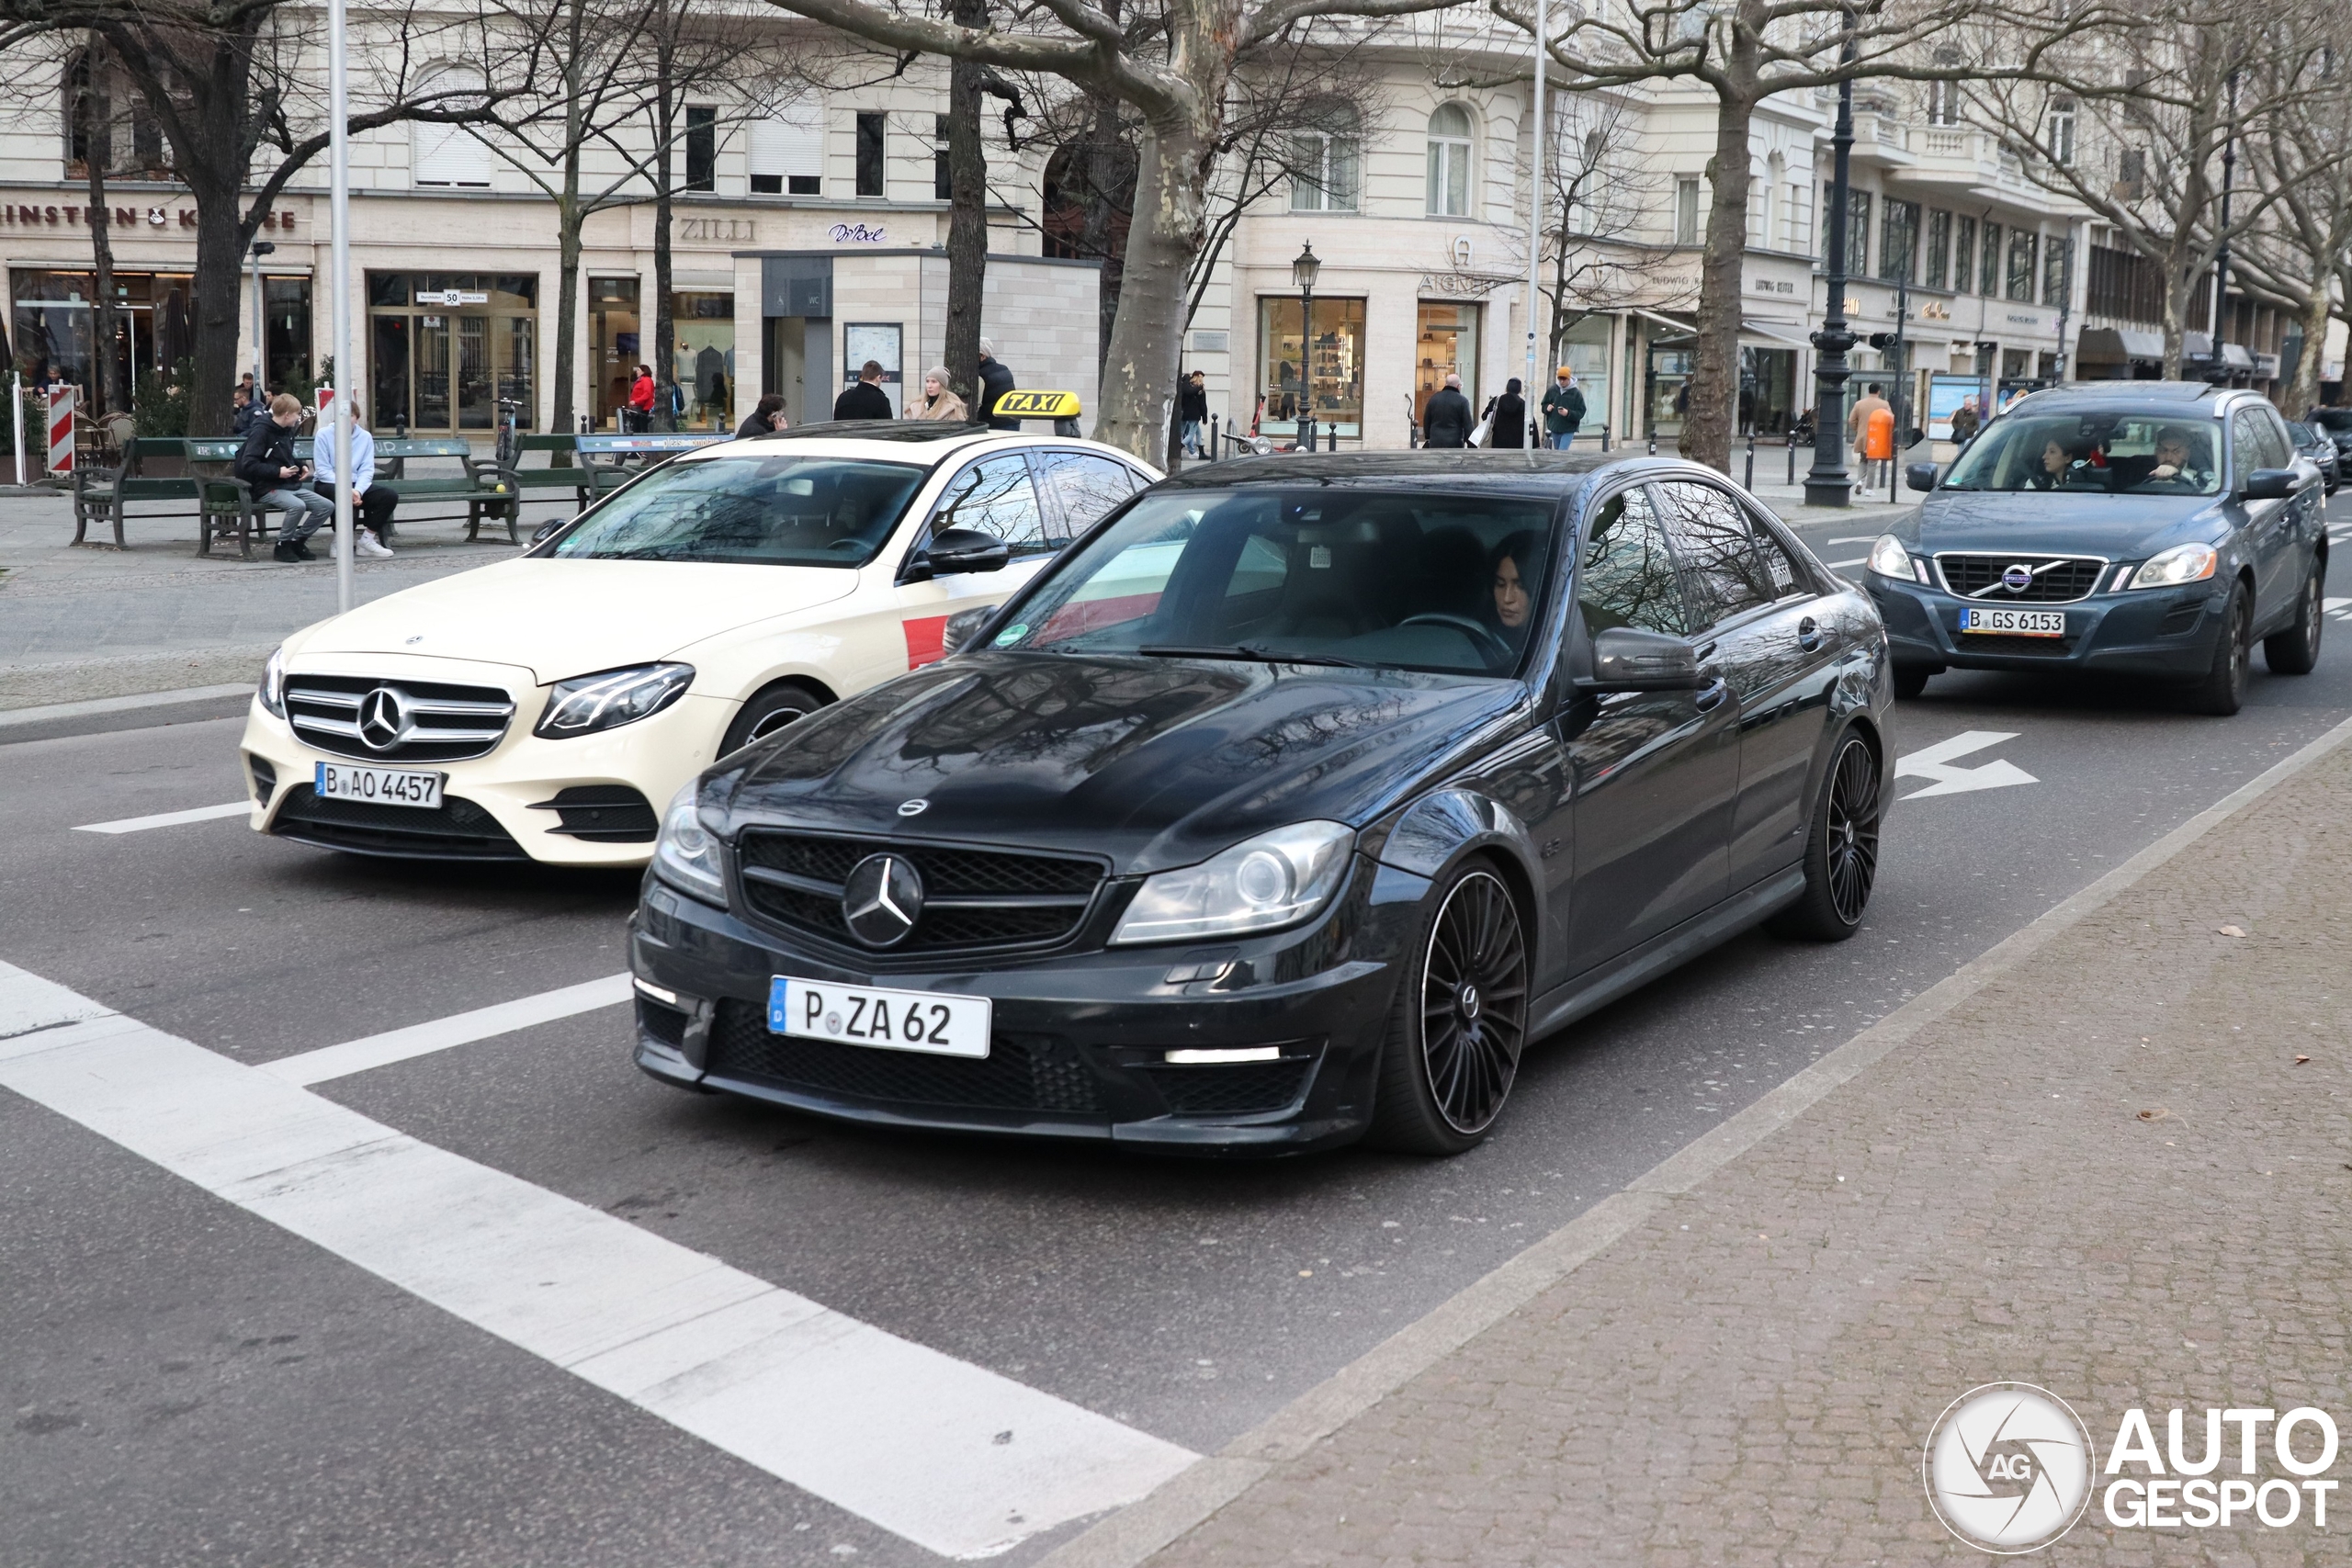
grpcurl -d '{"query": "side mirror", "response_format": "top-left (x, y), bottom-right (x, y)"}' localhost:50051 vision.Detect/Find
top-left (1577, 626), bottom-right (1703, 693)
top-left (905, 525), bottom-right (1012, 581)
top-left (531, 518), bottom-right (566, 546)
top-left (1905, 462), bottom-right (1939, 493)
top-left (940, 604), bottom-right (998, 656)
top-left (2243, 468), bottom-right (2296, 502)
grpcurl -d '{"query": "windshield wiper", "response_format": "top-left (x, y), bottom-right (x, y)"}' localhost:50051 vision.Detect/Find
top-left (1137, 643), bottom-right (1373, 669)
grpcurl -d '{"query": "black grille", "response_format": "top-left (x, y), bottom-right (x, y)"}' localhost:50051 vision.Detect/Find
top-left (269, 784), bottom-right (527, 859)
top-left (2158, 601), bottom-right (2205, 636)
top-left (533, 784), bottom-right (658, 842)
top-left (1937, 555), bottom-right (2107, 603)
top-left (1955, 634), bottom-right (2075, 657)
top-left (1140, 1059), bottom-right (1315, 1116)
top-left (735, 830), bottom-right (1105, 954)
top-left (247, 753), bottom-right (277, 804)
top-left (284, 673), bottom-right (514, 762)
top-left (636, 996), bottom-right (690, 1048)
top-left (707, 999), bottom-right (1102, 1113)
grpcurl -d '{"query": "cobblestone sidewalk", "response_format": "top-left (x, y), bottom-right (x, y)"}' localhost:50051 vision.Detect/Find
top-left (1134, 733), bottom-right (2352, 1565)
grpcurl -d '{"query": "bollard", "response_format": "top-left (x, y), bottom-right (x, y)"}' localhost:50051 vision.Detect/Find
top-left (1208, 413), bottom-right (1219, 461)
top-left (1646, 431), bottom-right (1657, 456)
top-left (1744, 432), bottom-right (1756, 491)
top-left (1600, 423), bottom-right (1611, 454)
top-left (1786, 434), bottom-right (1797, 486)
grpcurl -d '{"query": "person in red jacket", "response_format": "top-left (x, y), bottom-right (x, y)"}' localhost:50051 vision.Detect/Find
top-left (627, 364), bottom-right (656, 432)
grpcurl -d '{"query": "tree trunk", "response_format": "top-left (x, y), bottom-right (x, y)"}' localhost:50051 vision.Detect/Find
top-left (1685, 88), bottom-right (1757, 473)
top-left (553, 181), bottom-right (584, 435)
top-left (83, 58), bottom-right (120, 421)
top-left (653, 18), bottom-right (676, 433)
top-left (187, 186), bottom-right (251, 437)
top-left (944, 0), bottom-right (989, 407)
top-left (1094, 109), bottom-right (1212, 460)
top-left (2284, 258), bottom-right (2335, 419)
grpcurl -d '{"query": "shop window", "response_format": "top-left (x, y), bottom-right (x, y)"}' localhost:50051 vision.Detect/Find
top-left (1426, 105), bottom-right (1474, 217)
top-left (684, 105), bottom-right (717, 192)
top-left (855, 112), bottom-right (886, 197)
top-left (1409, 301), bottom-right (1476, 434)
top-left (1290, 104), bottom-right (1360, 212)
top-left (752, 100), bottom-right (823, 196)
top-left (1262, 296), bottom-right (1368, 436)
top-left (673, 290), bottom-right (735, 429)
top-left (367, 272), bottom-right (540, 434)
top-left (265, 277), bottom-right (312, 398)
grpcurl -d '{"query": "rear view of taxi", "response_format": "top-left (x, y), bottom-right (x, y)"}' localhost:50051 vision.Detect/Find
top-left (238, 420), bottom-right (1155, 865)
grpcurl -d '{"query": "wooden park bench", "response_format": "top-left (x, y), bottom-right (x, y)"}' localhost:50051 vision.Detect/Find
top-left (73, 436), bottom-right (259, 557)
top-left (288, 435), bottom-right (518, 544)
top-left (498, 431), bottom-right (727, 522)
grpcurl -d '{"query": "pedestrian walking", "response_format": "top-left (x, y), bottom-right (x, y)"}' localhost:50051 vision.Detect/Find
top-left (737, 393), bottom-right (787, 439)
top-left (1421, 373), bottom-right (1474, 449)
top-left (906, 367), bottom-right (968, 423)
top-left (1848, 381), bottom-right (1891, 486)
top-left (237, 393), bottom-right (334, 562)
top-left (1950, 396), bottom-right (1981, 445)
top-left (1542, 367), bottom-right (1586, 450)
top-left (832, 361), bottom-right (895, 421)
top-left (627, 364), bottom-right (656, 432)
top-left (977, 340), bottom-right (1018, 430)
top-left (1180, 370), bottom-right (1208, 456)
top-left (1490, 378), bottom-right (1528, 449)
top-left (310, 399), bottom-right (398, 558)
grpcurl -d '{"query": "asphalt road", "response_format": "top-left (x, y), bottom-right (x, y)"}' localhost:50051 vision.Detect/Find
top-left (5, 501), bottom-right (2349, 1568)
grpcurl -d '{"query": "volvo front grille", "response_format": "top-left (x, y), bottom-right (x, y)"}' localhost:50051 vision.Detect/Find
top-left (1934, 554), bottom-right (2109, 604)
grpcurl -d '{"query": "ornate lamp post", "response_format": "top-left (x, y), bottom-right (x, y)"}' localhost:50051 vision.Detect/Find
top-left (1293, 242), bottom-right (1320, 450)
top-left (1804, 11), bottom-right (1860, 508)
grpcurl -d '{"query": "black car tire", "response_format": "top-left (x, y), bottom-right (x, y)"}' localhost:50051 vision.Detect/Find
top-left (1769, 730), bottom-right (1883, 942)
top-left (2185, 582), bottom-right (2252, 716)
top-left (1367, 860), bottom-right (1530, 1156)
top-left (720, 682), bottom-right (828, 756)
top-left (1892, 662), bottom-right (1936, 699)
top-left (2263, 562), bottom-right (2325, 676)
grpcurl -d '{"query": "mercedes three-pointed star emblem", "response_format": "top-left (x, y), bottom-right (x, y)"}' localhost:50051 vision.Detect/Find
top-left (842, 853), bottom-right (925, 948)
top-left (357, 686), bottom-right (409, 751)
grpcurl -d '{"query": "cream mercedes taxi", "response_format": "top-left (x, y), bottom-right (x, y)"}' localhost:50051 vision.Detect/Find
top-left (238, 420), bottom-right (1158, 865)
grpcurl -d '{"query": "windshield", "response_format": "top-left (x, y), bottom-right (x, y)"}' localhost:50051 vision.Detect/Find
top-left (549, 454), bottom-right (928, 566)
top-left (1940, 412), bottom-right (2223, 497)
top-left (985, 488), bottom-right (1560, 676)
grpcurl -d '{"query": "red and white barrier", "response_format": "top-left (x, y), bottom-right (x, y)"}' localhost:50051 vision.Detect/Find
top-left (46, 386), bottom-right (74, 477)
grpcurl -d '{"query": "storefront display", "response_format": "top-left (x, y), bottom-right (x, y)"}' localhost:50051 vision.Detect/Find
top-left (1261, 296), bottom-right (1364, 438)
top-left (368, 272), bottom-right (537, 434)
top-left (9, 268), bottom-right (218, 412)
top-left (675, 291), bottom-right (737, 428)
top-left (1412, 303), bottom-right (1478, 433)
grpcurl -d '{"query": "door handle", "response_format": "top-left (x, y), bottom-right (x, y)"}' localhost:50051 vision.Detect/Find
top-left (1693, 676), bottom-right (1729, 713)
top-left (1796, 615), bottom-right (1822, 651)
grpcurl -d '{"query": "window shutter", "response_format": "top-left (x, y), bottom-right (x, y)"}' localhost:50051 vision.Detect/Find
top-left (413, 119), bottom-right (492, 186)
top-left (752, 100), bottom-right (824, 185)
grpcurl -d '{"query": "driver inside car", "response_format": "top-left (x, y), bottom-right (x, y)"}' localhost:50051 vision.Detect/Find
top-left (2109, 424), bottom-right (2216, 491)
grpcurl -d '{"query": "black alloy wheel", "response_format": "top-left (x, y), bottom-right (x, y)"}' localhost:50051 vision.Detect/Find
top-left (1370, 864), bottom-right (1529, 1154)
top-left (720, 682), bottom-right (827, 755)
top-left (2186, 583), bottom-right (2251, 716)
top-left (1771, 733), bottom-right (1882, 942)
top-left (2263, 562), bottom-right (2325, 676)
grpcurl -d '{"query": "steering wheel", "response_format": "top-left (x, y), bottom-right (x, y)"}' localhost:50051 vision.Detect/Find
top-left (1397, 612), bottom-right (1511, 665)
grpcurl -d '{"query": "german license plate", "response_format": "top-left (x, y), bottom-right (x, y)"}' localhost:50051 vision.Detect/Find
top-left (767, 976), bottom-right (990, 1059)
top-left (1959, 606), bottom-right (2066, 637)
top-left (314, 761), bottom-right (444, 808)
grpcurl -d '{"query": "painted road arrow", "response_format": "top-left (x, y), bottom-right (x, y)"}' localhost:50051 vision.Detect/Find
top-left (1894, 729), bottom-right (2040, 800)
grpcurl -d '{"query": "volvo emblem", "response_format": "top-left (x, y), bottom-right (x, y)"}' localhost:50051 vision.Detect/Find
top-left (898, 798), bottom-right (930, 818)
top-left (356, 687), bottom-right (409, 751)
top-left (2000, 563), bottom-right (2035, 593)
top-left (842, 854), bottom-right (924, 947)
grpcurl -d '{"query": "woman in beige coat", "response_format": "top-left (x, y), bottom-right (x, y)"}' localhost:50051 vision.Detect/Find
top-left (908, 367), bottom-right (970, 422)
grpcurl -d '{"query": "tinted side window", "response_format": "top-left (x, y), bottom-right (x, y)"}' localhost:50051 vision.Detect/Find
top-left (2232, 413), bottom-right (2265, 486)
top-left (1655, 479), bottom-right (1772, 626)
top-left (1034, 450), bottom-right (1139, 536)
top-left (1577, 485), bottom-right (1688, 637)
top-left (1749, 515), bottom-right (1804, 599)
top-left (934, 455), bottom-right (1051, 554)
top-left (2256, 410), bottom-right (2293, 472)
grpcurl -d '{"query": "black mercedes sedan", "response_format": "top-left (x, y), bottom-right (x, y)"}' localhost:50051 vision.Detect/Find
top-left (1877, 382), bottom-right (2327, 713)
top-left (628, 453), bottom-right (1894, 1155)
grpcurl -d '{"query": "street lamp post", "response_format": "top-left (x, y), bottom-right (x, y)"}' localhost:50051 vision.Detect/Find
top-left (2206, 70), bottom-right (2240, 387)
top-left (327, 0), bottom-right (354, 613)
top-left (1293, 242), bottom-right (1320, 452)
top-left (1804, 17), bottom-right (1860, 508)
top-left (248, 241), bottom-right (275, 396)
top-left (1525, 0), bottom-right (1548, 444)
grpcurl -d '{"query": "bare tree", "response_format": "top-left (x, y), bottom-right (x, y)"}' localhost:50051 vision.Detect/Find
top-left (755, 0), bottom-right (1466, 461)
top-left (1532, 86), bottom-right (1687, 373)
top-left (0, 0), bottom-right (524, 434)
top-left (1965, 5), bottom-right (2328, 380)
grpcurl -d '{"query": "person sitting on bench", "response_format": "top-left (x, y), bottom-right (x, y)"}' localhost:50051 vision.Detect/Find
top-left (311, 401), bottom-right (398, 557)
top-left (238, 393), bottom-right (335, 563)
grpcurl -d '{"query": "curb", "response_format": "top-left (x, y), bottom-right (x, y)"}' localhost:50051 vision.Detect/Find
top-left (0, 683), bottom-right (255, 746)
top-left (1035, 705), bottom-right (2352, 1568)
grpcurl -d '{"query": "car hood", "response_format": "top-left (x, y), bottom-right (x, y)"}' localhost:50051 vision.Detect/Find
top-left (725, 651), bottom-right (1528, 874)
top-left (1905, 489), bottom-right (2225, 560)
top-left (287, 558), bottom-right (862, 683)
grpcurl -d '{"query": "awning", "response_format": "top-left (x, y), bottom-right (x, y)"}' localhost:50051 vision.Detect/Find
top-left (2077, 325), bottom-right (2164, 362)
top-left (2223, 343), bottom-right (2255, 369)
top-left (1739, 321), bottom-right (1812, 351)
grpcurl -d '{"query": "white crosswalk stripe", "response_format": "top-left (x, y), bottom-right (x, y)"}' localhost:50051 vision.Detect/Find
top-left (0, 962), bottom-right (1197, 1558)
top-left (261, 974), bottom-right (635, 1085)
top-left (74, 801), bottom-right (250, 834)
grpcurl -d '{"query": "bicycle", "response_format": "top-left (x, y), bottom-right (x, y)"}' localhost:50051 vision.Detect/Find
top-left (495, 398), bottom-right (522, 467)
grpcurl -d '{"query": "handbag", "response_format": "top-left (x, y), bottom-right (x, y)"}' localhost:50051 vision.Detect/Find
top-left (1468, 412), bottom-right (1494, 448)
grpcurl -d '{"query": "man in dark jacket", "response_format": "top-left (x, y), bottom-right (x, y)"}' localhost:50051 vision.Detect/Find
top-left (1179, 370), bottom-right (1208, 456)
top-left (231, 387), bottom-right (260, 437)
top-left (832, 361), bottom-right (895, 420)
top-left (236, 392), bottom-right (334, 562)
top-left (1421, 373), bottom-right (1473, 448)
top-left (1541, 368), bottom-right (1587, 449)
top-left (1490, 378), bottom-right (1528, 448)
top-left (977, 339), bottom-right (1018, 430)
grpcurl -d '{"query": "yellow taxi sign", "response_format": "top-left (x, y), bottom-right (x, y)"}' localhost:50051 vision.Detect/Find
top-left (992, 389), bottom-right (1082, 421)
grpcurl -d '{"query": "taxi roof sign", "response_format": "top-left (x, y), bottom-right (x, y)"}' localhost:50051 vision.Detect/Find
top-left (992, 389), bottom-right (1083, 420)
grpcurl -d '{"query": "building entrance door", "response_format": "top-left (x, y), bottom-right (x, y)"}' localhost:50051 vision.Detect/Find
top-left (366, 272), bottom-right (537, 435)
top-left (1414, 302), bottom-right (1479, 433)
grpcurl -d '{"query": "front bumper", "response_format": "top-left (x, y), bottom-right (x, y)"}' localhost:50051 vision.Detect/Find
top-left (1865, 570), bottom-right (2227, 681)
top-left (239, 667), bottom-right (736, 866)
top-left (628, 856), bottom-right (1432, 1156)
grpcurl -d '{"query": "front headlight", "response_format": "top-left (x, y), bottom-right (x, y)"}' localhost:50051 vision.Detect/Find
top-left (1866, 535), bottom-right (1915, 580)
top-left (534, 662), bottom-right (695, 739)
top-left (2128, 543), bottom-right (2219, 590)
top-left (1110, 821), bottom-right (1354, 946)
top-left (259, 645), bottom-right (287, 718)
top-left (651, 781), bottom-right (726, 906)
